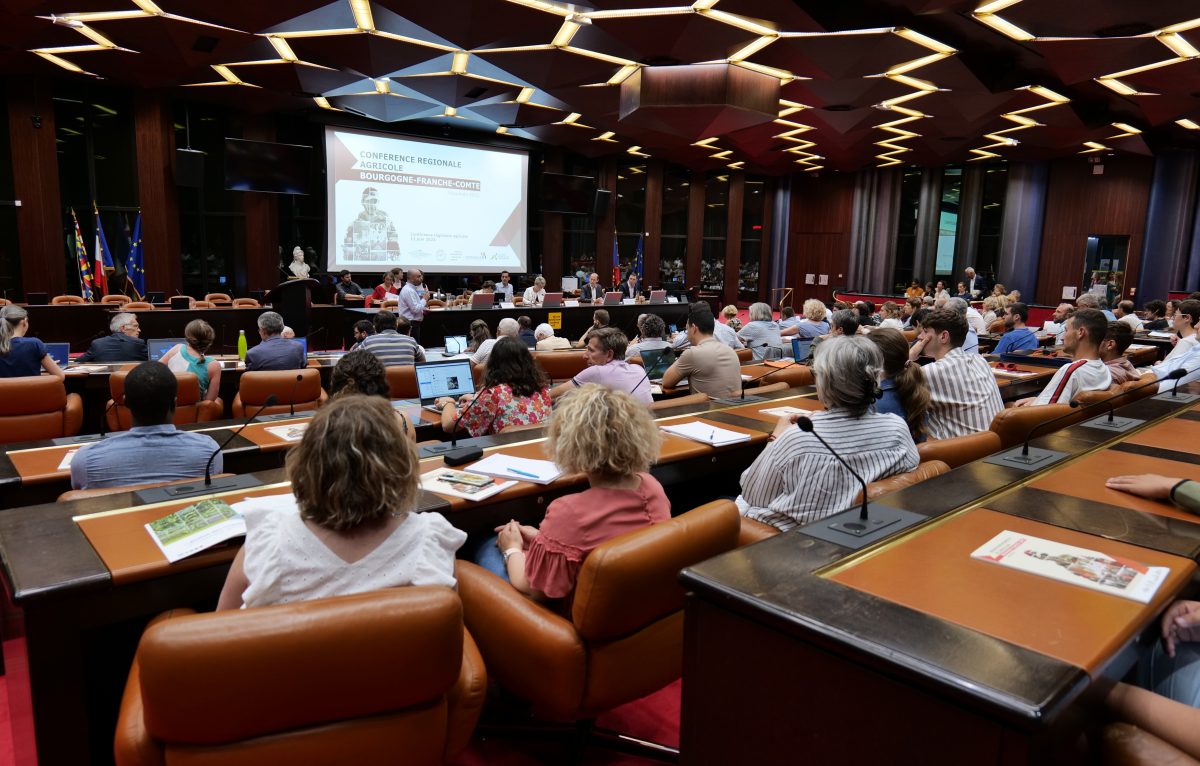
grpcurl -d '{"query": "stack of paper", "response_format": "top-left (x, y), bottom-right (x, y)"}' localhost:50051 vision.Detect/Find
top-left (661, 421), bottom-right (751, 447)
top-left (1149, 331), bottom-right (1176, 339)
top-left (759, 406), bottom-right (810, 417)
top-left (264, 423), bottom-right (308, 442)
top-left (421, 468), bottom-right (515, 501)
top-left (145, 498), bottom-right (247, 563)
top-left (468, 453), bottom-right (564, 484)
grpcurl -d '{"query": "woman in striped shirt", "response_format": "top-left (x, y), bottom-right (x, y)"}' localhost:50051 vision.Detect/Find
top-left (736, 335), bottom-right (919, 532)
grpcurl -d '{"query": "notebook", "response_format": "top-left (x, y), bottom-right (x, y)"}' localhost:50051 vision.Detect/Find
top-left (661, 421), bottom-right (751, 447)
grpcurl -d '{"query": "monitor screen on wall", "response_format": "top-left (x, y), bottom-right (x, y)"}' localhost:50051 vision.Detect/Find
top-left (224, 138), bottom-right (312, 195)
top-left (540, 172), bottom-right (596, 214)
top-left (324, 126), bottom-right (529, 275)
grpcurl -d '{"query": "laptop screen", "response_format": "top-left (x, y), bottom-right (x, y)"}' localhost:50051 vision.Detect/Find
top-left (444, 335), bottom-right (468, 355)
top-left (792, 337), bottom-right (813, 362)
top-left (640, 347), bottom-right (676, 380)
top-left (603, 291), bottom-right (623, 305)
top-left (415, 360), bottom-right (475, 403)
top-left (292, 338), bottom-right (307, 356)
top-left (471, 292), bottom-right (494, 308)
top-left (147, 338), bottom-right (186, 361)
top-left (45, 343), bottom-right (69, 367)
top-left (543, 292), bottom-right (563, 307)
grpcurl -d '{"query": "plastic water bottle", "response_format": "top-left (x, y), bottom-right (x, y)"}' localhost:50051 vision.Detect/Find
top-left (237, 329), bottom-right (248, 361)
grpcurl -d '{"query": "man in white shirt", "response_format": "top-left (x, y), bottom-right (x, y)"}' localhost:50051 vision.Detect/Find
top-left (964, 267), bottom-right (988, 299)
top-left (534, 323), bottom-right (571, 351)
top-left (522, 276), bottom-right (546, 306)
top-left (1113, 300), bottom-right (1142, 332)
top-left (1163, 299), bottom-right (1200, 364)
top-left (1150, 338), bottom-right (1200, 393)
top-left (398, 268), bottom-right (428, 343)
top-left (495, 271), bottom-right (514, 301)
top-left (470, 317), bottom-right (519, 369)
top-left (1017, 308), bottom-right (1112, 406)
top-left (909, 307), bottom-right (1003, 439)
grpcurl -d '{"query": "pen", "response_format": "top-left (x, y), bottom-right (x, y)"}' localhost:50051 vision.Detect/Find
top-left (508, 468), bottom-right (539, 479)
top-left (709, 428), bottom-right (715, 442)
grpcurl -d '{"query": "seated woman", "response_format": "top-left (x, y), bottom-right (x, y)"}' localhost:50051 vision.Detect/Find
top-left (867, 328), bottom-right (929, 443)
top-left (161, 319), bottom-right (222, 400)
top-left (481, 384), bottom-right (669, 602)
top-left (905, 280), bottom-right (925, 299)
top-left (436, 336), bottom-right (550, 436)
top-left (370, 268), bottom-right (403, 304)
top-left (721, 304), bottom-right (742, 332)
top-left (877, 301), bottom-right (904, 329)
top-left (217, 395), bottom-right (465, 610)
top-left (781, 298), bottom-right (830, 338)
top-left (736, 335), bottom-right (919, 531)
top-left (737, 302), bottom-right (785, 360)
top-left (467, 319), bottom-right (491, 353)
top-left (329, 349), bottom-right (413, 442)
top-left (0, 305), bottom-right (65, 379)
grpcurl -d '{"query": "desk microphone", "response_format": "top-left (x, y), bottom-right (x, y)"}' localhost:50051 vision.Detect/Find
top-left (287, 373), bottom-right (304, 417)
top-left (796, 417), bottom-right (869, 521)
top-left (204, 395), bottom-right (277, 486)
top-left (1070, 369), bottom-right (1182, 428)
top-left (425, 388), bottom-right (487, 465)
top-left (1165, 365), bottom-right (1191, 398)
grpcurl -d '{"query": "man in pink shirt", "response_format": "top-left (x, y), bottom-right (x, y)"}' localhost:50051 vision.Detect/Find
top-left (550, 327), bottom-right (653, 406)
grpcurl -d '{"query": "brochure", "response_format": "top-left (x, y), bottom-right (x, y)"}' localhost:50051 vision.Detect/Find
top-left (263, 422), bottom-right (308, 442)
top-left (421, 468), bottom-right (516, 501)
top-left (468, 453), bottom-right (564, 485)
top-left (970, 530), bottom-right (1169, 603)
top-left (759, 406), bottom-right (811, 418)
top-left (57, 449), bottom-right (78, 470)
top-left (661, 421), bottom-right (751, 447)
top-left (145, 498), bottom-right (247, 564)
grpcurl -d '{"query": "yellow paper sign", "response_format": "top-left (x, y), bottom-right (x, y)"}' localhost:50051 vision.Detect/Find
top-left (548, 312), bottom-right (562, 330)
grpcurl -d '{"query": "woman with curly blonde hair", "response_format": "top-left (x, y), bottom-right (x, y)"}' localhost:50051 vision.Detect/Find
top-left (482, 384), bottom-right (669, 602)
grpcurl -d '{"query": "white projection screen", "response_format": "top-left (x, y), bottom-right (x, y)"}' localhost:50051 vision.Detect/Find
top-left (325, 126), bottom-right (529, 274)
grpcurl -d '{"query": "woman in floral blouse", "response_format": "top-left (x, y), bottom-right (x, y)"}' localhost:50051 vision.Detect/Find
top-left (435, 336), bottom-right (551, 436)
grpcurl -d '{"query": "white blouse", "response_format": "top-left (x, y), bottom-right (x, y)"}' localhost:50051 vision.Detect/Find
top-left (238, 494), bottom-right (466, 608)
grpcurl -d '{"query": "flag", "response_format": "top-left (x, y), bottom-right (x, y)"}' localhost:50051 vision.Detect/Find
top-left (126, 212), bottom-right (145, 300)
top-left (611, 236), bottom-right (620, 288)
top-left (93, 203), bottom-right (114, 296)
top-left (70, 208), bottom-right (95, 302)
top-left (634, 233), bottom-right (644, 281)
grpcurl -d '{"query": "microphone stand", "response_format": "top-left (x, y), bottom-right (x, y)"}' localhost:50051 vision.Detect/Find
top-left (259, 373), bottom-right (307, 421)
top-left (1075, 369), bottom-right (1183, 432)
top-left (423, 388), bottom-right (489, 465)
top-left (1152, 362), bottom-right (1199, 403)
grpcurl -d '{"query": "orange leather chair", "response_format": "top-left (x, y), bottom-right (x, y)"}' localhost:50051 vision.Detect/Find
top-left (917, 430), bottom-right (1002, 468)
top-left (125, 302), bottom-right (155, 310)
top-left (902, 329), bottom-right (918, 343)
top-left (751, 365), bottom-right (813, 388)
top-left (381, 300), bottom-right (399, 310)
top-left (232, 368), bottom-right (327, 417)
top-left (1099, 722), bottom-right (1198, 766)
top-left (385, 365), bottom-right (419, 399)
top-left (987, 318), bottom-right (1006, 334)
top-left (192, 300), bottom-right (215, 308)
top-left (114, 588), bottom-right (486, 766)
top-left (650, 392), bottom-right (711, 411)
top-left (106, 370), bottom-right (223, 431)
top-left (204, 293), bottom-right (232, 303)
top-left (51, 294), bottom-right (86, 305)
top-left (102, 294), bottom-right (132, 305)
top-left (1075, 372), bottom-right (1159, 409)
top-left (533, 350), bottom-right (587, 382)
top-left (232, 298), bottom-right (260, 308)
top-left (0, 298), bottom-right (9, 306)
top-left (989, 403), bottom-right (1080, 449)
top-left (0, 377), bottom-right (84, 444)
top-left (735, 347), bottom-right (754, 363)
top-left (456, 500), bottom-right (739, 730)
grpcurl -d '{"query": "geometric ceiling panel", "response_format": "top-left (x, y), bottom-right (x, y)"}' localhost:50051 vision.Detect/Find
top-left (226, 61), bottom-right (364, 96)
top-left (999, 0), bottom-right (1199, 38)
top-left (383, 0), bottom-right (567, 51)
top-left (474, 47), bottom-right (628, 91)
top-left (144, 1), bottom-right (333, 35)
top-left (1122, 58), bottom-right (1200, 96)
top-left (83, 14), bottom-right (253, 76)
top-left (751, 30), bottom-right (944, 79)
top-left (585, 10), bottom-right (765, 65)
top-left (330, 93), bottom-right (444, 122)
top-left (1031, 36), bottom-right (1176, 85)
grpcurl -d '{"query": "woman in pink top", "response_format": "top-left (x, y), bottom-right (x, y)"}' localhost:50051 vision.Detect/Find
top-left (480, 383), bottom-right (670, 602)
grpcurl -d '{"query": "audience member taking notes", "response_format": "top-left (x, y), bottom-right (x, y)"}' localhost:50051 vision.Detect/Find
top-left (437, 336), bottom-right (550, 436)
top-left (217, 395), bottom-right (465, 610)
top-left (0, 305), bottom-right (65, 379)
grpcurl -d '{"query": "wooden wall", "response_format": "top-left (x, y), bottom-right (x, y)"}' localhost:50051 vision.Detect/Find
top-left (786, 171), bottom-right (855, 303)
top-left (9, 79), bottom-right (66, 297)
top-left (1035, 155), bottom-right (1153, 306)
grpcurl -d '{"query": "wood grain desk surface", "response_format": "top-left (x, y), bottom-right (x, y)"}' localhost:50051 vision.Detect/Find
top-left (826, 507), bottom-right (1195, 674)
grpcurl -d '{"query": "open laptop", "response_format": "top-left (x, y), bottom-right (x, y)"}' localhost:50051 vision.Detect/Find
top-left (471, 292), bottom-right (495, 309)
top-left (415, 359), bottom-right (475, 411)
top-left (147, 338), bottom-right (186, 361)
top-left (292, 338), bottom-right (308, 356)
top-left (443, 335), bottom-right (468, 355)
top-left (543, 292), bottom-right (563, 308)
top-left (648, 289), bottom-right (666, 304)
top-left (640, 347), bottom-right (676, 382)
top-left (603, 291), bottom-right (623, 306)
top-left (45, 342), bottom-right (69, 367)
top-left (792, 336), bottom-right (813, 363)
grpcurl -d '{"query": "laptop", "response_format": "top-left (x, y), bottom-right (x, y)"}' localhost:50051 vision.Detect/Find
top-left (415, 359), bottom-right (475, 410)
top-left (543, 292), bottom-right (563, 308)
top-left (45, 342), bottom-right (69, 367)
top-left (640, 347), bottom-right (676, 382)
top-left (648, 289), bottom-right (666, 304)
top-left (792, 336), bottom-right (813, 363)
top-left (668, 324), bottom-right (678, 335)
top-left (292, 338), bottom-right (308, 356)
top-left (603, 291), bottom-right (623, 306)
top-left (471, 292), bottom-right (495, 309)
top-left (147, 338), bottom-right (186, 361)
top-left (444, 335), bottom-right (468, 355)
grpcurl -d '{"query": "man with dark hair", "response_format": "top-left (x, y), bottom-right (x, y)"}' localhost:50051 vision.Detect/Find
top-left (1018, 308), bottom-right (1111, 406)
top-left (993, 302), bottom-right (1039, 354)
top-left (350, 319), bottom-right (375, 351)
top-left (625, 313), bottom-right (670, 359)
top-left (517, 315), bottom-right (537, 348)
top-left (577, 308), bottom-right (611, 347)
top-left (673, 302), bottom-right (742, 351)
top-left (661, 304), bottom-right (741, 397)
top-left (1100, 321), bottom-right (1139, 385)
top-left (911, 307), bottom-right (1003, 439)
top-left (551, 327), bottom-right (652, 405)
top-left (335, 270), bottom-right (366, 300)
top-left (496, 270), bottom-right (514, 302)
top-left (778, 305), bottom-right (799, 330)
top-left (246, 311), bottom-right (305, 371)
top-left (805, 308), bottom-right (858, 362)
top-left (855, 301), bottom-right (877, 327)
top-left (69, 362), bottom-right (221, 489)
top-left (1142, 299), bottom-right (1169, 331)
top-left (358, 310), bottom-right (425, 366)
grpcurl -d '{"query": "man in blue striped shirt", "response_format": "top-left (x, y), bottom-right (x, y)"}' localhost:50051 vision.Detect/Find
top-left (358, 311), bottom-right (425, 367)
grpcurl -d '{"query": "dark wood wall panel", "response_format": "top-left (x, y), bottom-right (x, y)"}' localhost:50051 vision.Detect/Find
top-left (9, 79), bottom-right (66, 297)
top-left (541, 148), bottom-right (564, 288)
top-left (242, 117), bottom-right (279, 293)
top-left (133, 92), bottom-right (181, 293)
top-left (596, 156), bottom-right (617, 283)
top-left (786, 172), bottom-right (855, 303)
top-left (723, 171), bottom-right (745, 301)
top-left (1035, 155), bottom-right (1153, 306)
top-left (686, 176), bottom-right (705, 286)
top-left (643, 160), bottom-right (663, 287)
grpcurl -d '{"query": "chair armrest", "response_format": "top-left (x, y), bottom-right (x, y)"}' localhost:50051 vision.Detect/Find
top-left (738, 516), bottom-right (780, 546)
top-left (455, 561), bottom-right (587, 718)
top-left (444, 628), bottom-right (487, 760)
top-left (63, 392), bottom-right (83, 436)
top-left (1102, 722), bottom-right (1200, 766)
top-left (114, 609), bottom-right (197, 766)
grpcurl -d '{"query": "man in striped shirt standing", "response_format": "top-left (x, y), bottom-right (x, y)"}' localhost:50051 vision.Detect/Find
top-left (911, 307), bottom-right (1004, 439)
top-left (358, 311), bottom-right (425, 366)
top-left (1017, 308), bottom-right (1111, 407)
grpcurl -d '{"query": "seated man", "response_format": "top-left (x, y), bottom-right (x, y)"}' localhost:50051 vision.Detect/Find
top-left (517, 315), bottom-right (537, 348)
top-left (1044, 302), bottom-right (1074, 345)
top-left (358, 310), bottom-right (425, 366)
top-left (70, 361), bottom-right (221, 489)
top-left (662, 304), bottom-right (741, 398)
top-left (1076, 292), bottom-right (1116, 321)
top-left (1146, 332), bottom-right (1200, 393)
top-left (993, 302), bottom-right (1039, 354)
top-left (349, 319), bottom-right (374, 351)
top-left (245, 311), bottom-right (306, 371)
top-left (334, 269), bottom-right (366, 300)
top-left (580, 272), bottom-right (605, 302)
top-left (1114, 299), bottom-right (1143, 331)
top-left (806, 308), bottom-right (858, 362)
top-left (1141, 299), bottom-right (1169, 332)
top-left (471, 317), bottom-right (519, 368)
top-left (777, 306), bottom-right (800, 331)
top-left (625, 314), bottom-right (671, 360)
top-left (551, 327), bottom-right (652, 406)
top-left (909, 307), bottom-right (1003, 439)
top-left (1016, 308), bottom-right (1111, 407)
top-left (534, 323), bottom-right (571, 351)
top-left (946, 298), bottom-right (980, 354)
top-left (77, 312), bottom-right (148, 363)
top-left (1100, 320), bottom-right (1139, 385)
top-left (577, 309), bottom-right (609, 348)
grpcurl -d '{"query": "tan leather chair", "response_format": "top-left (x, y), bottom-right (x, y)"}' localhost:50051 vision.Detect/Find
top-left (192, 300), bottom-right (215, 308)
top-left (456, 500), bottom-right (739, 727)
top-left (917, 431), bottom-right (1001, 469)
top-left (232, 298), bottom-right (260, 308)
top-left (0, 298), bottom-right (9, 306)
top-left (232, 368), bottom-right (327, 418)
top-left (752, 381), bottom-right (791, 394)
top-left (989, 403), bottom-right (1080, 449)
top-left (902, 329), bottom-right (918, 343)
top-left (114, 588), bottom-right (486, 766)
top-left (1075, 372), bottom-right (1159, 409)
top-left (125, 302), bottom-right (155, 310)
top-left (738, 516), bottom-right (780, 546)
top-left (385, 365), bottom-right (419, 399)
top-left (51, 294), bottom-right (86, 305)
top-left (1099, 722), bottom-right (1198, 766)
top-left (987, 318), bottom-right (1006, 334)
top-left (735, 347), bottom-right (753, 363)
top-left (381, 300), bottom-right (399, 310)
top-left (106, 370), bottom-right (223, 431)
top-left (426, 298), bottom-right (446, 308)
top-left (0, 377), bottom-right (84, 445)
top-left (858, 460), bottom-right (949, 502)
top-left (650, 392), bottom-right (710, 411)
top-left (751, 365), bottom-right (813, 388)
top-left (102, 294), bottom-right (132, 305)
top-left (204, 293), bottom-right (232, 303)
top-left (533, 350), bottom-right (587, 382)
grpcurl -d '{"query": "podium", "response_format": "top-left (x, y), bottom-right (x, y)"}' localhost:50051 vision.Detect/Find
top-left (265, 278), bottom-right (318, 339)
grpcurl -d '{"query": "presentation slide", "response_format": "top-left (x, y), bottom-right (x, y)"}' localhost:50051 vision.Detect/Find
top-left (325, 127), bottom-right (528, 275)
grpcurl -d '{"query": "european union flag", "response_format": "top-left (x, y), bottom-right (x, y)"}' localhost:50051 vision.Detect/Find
top-left (126, 212), bottom-right (144, 300)
top-left (634, 234), bottom-right (644, 281)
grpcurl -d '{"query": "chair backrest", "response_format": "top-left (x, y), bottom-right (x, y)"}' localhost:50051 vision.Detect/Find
top-left (232, 298), bottom-right (260, 308)
top-left (902, 329), bottom-right (918, 343)
top-left (381, 300), bottom-right (399, 310)
top-left (735, 347), bottom-right (753, 362)
top-left (233, 368), bottom-right (326, 417)
top-left (101, 294), bottom-right (131, 305)
top-left (125, 301), bottom-right (155, 310)
top-left (204, 293), bottom-right (232, 303)
top-left (650, 392), bottom-right (711, 411)
top-left (751, 381), bottom-right (790, 394)
top-left (752, 365), bottom-right (814, 388)
top-left (107, 370), bottom-right (220, 430)
top-left (0, 298), bottom-right (9, 306)
top-left (385, 365), bottom-right (419, 399)
top-left (989, 403), bottom-right (1079, 450)
top-left (532, 350), bottom-right (587, 382)
top-left (1074, 372), bottom-right (1158, 409)
top-left (193, 300), bottom-right (215, 308)
top-left (916, 430), bottom-right (1002, 469)
top-left (987, 318), bottom-right (1006, 334)
top-left (0, 377), bottom-right (83, 444)
top-left (860, 460), bottom-right (949, 501)
top-left (51, 294), bottom-right (86, 305)
top-left (122, 588), bottom-right (466, 765)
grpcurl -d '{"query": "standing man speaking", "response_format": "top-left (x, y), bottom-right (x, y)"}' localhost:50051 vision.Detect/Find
top-left (398, 268), bottom-right (428, 343)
